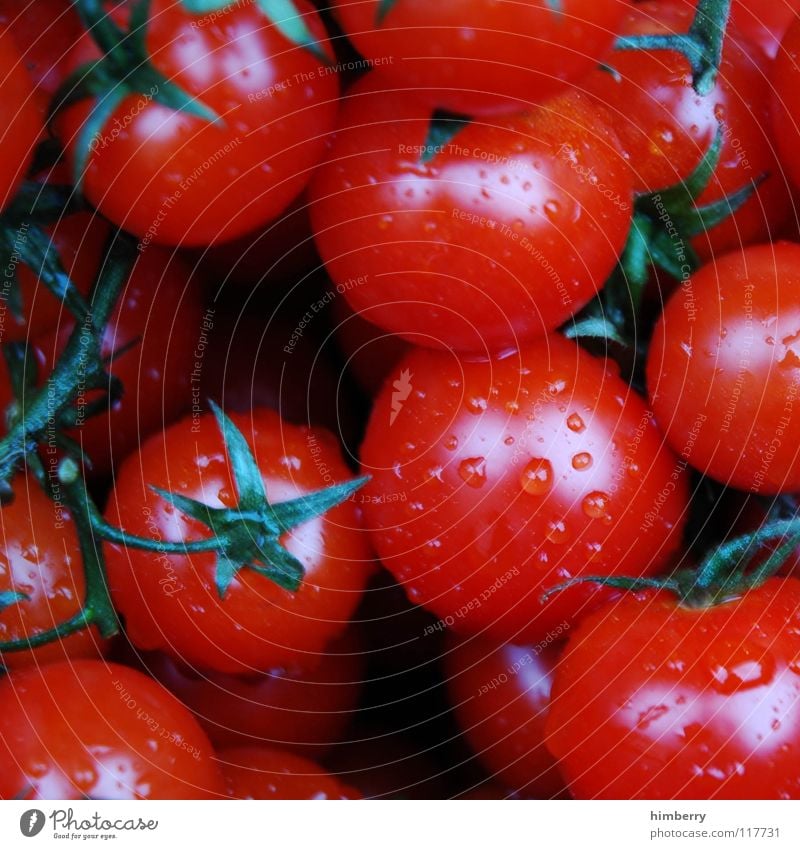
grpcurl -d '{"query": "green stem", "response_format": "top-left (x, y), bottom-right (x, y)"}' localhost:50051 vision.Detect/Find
top-left (73, 0), bottom-right (129, 61)
top-left (0, 234), bottom-right (136, 487)
top-left (615, 0), bottom-right (732, 96)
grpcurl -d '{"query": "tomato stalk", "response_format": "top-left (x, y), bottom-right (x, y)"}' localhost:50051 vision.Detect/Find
top-left (615, 0), bottom-right (732, 96)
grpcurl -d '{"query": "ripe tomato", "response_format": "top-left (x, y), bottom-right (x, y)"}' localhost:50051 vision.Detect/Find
top-left (359, 335), bottom-right (689, 643)
top-left (331, 0), bottom-right (627, 116)
top-left (0, 474), bottom-right (106, 670)
top-left (0, 0), bottom-right (81, 103)
top-left (219, 746), bottom-right (360, 799)
top-left (56, 0), bottom-right (339, 246)
top-left (772, 16), bottom-right (800, 198)
top-left (445, 635), bottom-right (565, 797)
top-left (104, 408), bottom-right (372, 675)
top-left (586, 2), bottom-right (791, 260)
top-left (0, 660), bottom-right (224, 799)
top-left (5, 211), bottom-right (110, 343)
top-left (546, 579), bottom-right (800, 799)
top-left (141, 629), bottom-right (364, 756)
top-left (648, 242), bottom-right (800, 494)
top-left (0, 29), bottom-right (42, 211)
top-left (310, 77), bottom-right (632, 353)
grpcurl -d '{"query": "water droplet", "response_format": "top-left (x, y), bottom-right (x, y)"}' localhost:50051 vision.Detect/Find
top-left (505, 401), bottom-right (520, 414)
top-left (572, 452), bottom-right (592, 470)
top-left (459, 457), bottom-right (487, 488)
top-left (680, 342), bottom-right (692, 357)
top-left (504, 436), bottom-right (515, 446)
top-left (582, 491), bottom-right (610, 520)
top-left (465, 396), bottom-right (487, 414)
top-left (377, 214), bottom-right (393, 230)
top-left (520, 458), bottom-right (553, 495)
top-left (547, 519), bottom-right (568, 543)
top-left (567, 412), bottom-right (585, 433)
top-left (512, 218), bottom-right (524, 232)
top-left (547, 379), bottom-right (566, 395)
top-left (444, 435), bottom-right (459, 451)
top-left (710, 654), bottom-right (775, 694)
top-left (423, 221), bottom-right (436, 234)
top-left (544, 199), bottom-right (561, 221)
top-left (636, 704), bottom-right (669, 730)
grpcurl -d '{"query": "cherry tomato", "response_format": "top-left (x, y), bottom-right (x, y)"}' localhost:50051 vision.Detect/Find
top-left (445, 635), bottom-right (565, 797)
top-left (104, 408), bottom-right (372, 674)
top-left (0, 0), bottom-right (82, 104)
top-left (310, 77), bottom-right (633, 353)
top-left (219, 746), bottom-right (360, 799)
top-left (0, 660), bottom-right (224, 799)
top-left (0, 473), bottom-right (106, 670)
top-left (56, 0), bottom-right (339, 246)
top-left (0, 29), bottom-right (42, 211)
top-left (546, 579), bottom-right (800, 799)
top-left (772, 16), bottom-right (800, 198)
top-left (359, 334), bottom-right (689, 643)
top-left (648, 241), bottom-right (800, 493)
top-left (586, 2), bottom-right (791, 259)
top-left (331, 0), bottom-right (628, 116)
top-left (141, 629), bottom-right (364, 756)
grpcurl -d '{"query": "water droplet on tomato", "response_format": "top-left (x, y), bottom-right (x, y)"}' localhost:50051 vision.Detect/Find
top-left (520, 458), bottom-right (553, 495)
top-left (377, 214), bottom-right (393, 230)
top-left (465, 396), bottom-right (487, 414)
top-left (459, 457), bottom-right (487, 488)
top-left (572, 452), bottom-right (592, 470)
top-left (504, 436), bottom-right (515, 446)
top-left (444, 435), bottom-right (459, 451)
top-left (567, 412), bottom-right (585, 432)
top-left (547, 519), bottom-right (568, 543)
top-left (710, 654), bottom-right (774, 694)
top-left (582, 491), bottom-right (610, 520)
top-left (544, 199), bottom-right (561, 221)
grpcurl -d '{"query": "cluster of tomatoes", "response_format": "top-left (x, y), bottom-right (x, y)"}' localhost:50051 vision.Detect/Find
top-left (2, 0), bottom-right (800, 802)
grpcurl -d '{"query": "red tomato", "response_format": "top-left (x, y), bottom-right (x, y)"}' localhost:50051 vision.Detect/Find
top-left (359, 335), bottom-right (689, 643)
top-left (331, 0), bottom-right (628, 116)
top-left (219, 746), bottom-right (360, 799)
top-left (5, 211), bottom-right (110, 343)
top-left (0, 660), bottom-right (224, 799)
top-left (546, 579), bottom-right (800, 799)
top-left (648, 242), bottom-right (800, 493)
top-left (56, 0), bottom-right (339, 246)
top-left (586, 2), bottom-right (791, 260)
top-left (141, 629), bottom-right (364, 756)
top-left (0, 474), bottom-right (106, 669)
top-left (772, 16), bottom-right (800, 197)
top-left (445, 635), bottom-right (565, 797)
top-left (0, 28), bottom-right (42, 210)
top-left (104, 408), bottom-right (372, 674)
top-left (310, 77), bottom-right (633, 353)
top-left (0, 0), bottom-right (81, 102)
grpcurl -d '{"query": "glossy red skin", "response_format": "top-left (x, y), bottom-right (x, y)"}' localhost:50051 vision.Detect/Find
top-left (219, 746), bottom-right (361, 799)
top-left (311, 78), bottom-right (633, 353)
top-left (648, 242), bottom-right (800, 493)
top-left (0, 29), bottom-right (42, 210)
top-left (143, 629), bottom-right (364, 756)
top-left (773, 17), bottom-right (800, 197)
top-left (446, 635), bottom-right (565, 797)
top-left (4, 211), bottom-right (110, 343)
top-left (666, 0), bottom-right (800, 59)
top-left (56, 0), bottom-right (338, 246)
top-left (332, 0), bottom-right (627, 116)
top-left (0, 0), bottom-right (81, 103)
top-left (38, 246), bottom-right (204, 477)
top-left (547, 580), bottom-right (800, 799)
top-left (0, 660), bottom-right (224, 799)
top-left (586, 3), bottom-right (791, 259)
top-left (359, 335), bottom-right (689, 643)
top-left (104, 408), bottom-right (372, 675)
top-left (0, 475), bottom-right (106, 670)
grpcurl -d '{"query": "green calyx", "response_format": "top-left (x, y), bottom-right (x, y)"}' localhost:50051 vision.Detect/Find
top-left (543, 518), bottom-right (800, 610)
top-left (181, 0), bottom-right (330, 64)
top-left (419, 109), bottom-right (471, 165)
top-left (77, 401), bottom-right (368, 598)
top-left (52, 0), bottom-right (221, 190)
top-left (614, 0), bottom-right (732, 96)
top-left (565, 124), bottom-right (761, 354)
